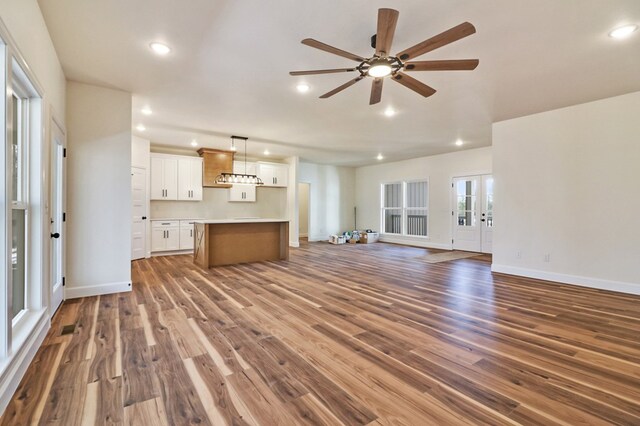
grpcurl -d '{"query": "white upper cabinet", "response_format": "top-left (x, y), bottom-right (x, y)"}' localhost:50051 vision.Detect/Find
top-left (151, 154), bottom-right (202, 201)
top-left (257, 162), bottom-right (288, 187)
top-left (229, 184), bottom-right (256, 202)
top-left (178, 157), bottom-right (203, 201)
top-left (150, 156), bottom-right (178, 200)
top-left (233, 160), bottom-right (257, 176)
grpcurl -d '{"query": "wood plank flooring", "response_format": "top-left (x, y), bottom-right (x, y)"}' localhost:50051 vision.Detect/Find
top-left (2, 241), bottom-right (640, 425)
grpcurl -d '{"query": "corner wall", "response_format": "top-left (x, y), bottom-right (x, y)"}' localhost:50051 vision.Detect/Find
top-left (298, 162), bottom-right (356, 241)
top-left (492, 91), bottom-right (640, 294)
top-left (66, 81), bottom-right (132, 298)
top-left (355, 148), bottom-right (492, 249)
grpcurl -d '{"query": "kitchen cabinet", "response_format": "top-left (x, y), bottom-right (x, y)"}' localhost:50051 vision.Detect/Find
top-left (151, 221), bottom-right (180, 251)
top-left (229, 184), bottom-right (256, 202)
top-left (150, 156), bottom-right (178, 200)
top-left (179, 220), bottom-right (196, 250)
top-left (257, 162), bottom-right (288, 187)
top-left (198, 148), bottom-right (234, 187)
top-left (178, 157), bottom-right (203, 201)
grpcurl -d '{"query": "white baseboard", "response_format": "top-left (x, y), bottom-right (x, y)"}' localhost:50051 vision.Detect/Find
top-left (380, 235), bottom-right (452, 250)
top-left (0, 311), bottom-right (49, 415)
top-left (491, 264), bottom-right (640, 296)
top-left (65, 281), bottom-right (132, 299)
top-left (150, 249), bottom-right (193, 257)
top-left (289, 241), bottom-right (300, 248)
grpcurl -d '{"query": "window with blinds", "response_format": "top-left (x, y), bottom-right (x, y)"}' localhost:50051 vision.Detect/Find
top-left (381, 180), bottom-right (429, 237)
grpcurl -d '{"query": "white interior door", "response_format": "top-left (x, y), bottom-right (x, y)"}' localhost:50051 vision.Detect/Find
top-left (452, 174), bottom-right (493, 253)
top-left (131, 167), bottom-right (147, 260)
top-left (50, 121), bottom-right (65, 313)
top-left (481, 175), bottom-right (494, 253)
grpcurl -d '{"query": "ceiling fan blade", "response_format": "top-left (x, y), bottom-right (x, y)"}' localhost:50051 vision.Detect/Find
top-left (289, 68), bottom-right (357, 76)
top-left (376, 8), bottom-right (400, 57)
top-left (319, 76), bottom-right (364, 99)
top-left (370, 78), bottom-right (383, 105)
top-left (396, 22), bottom-right (476, 61)
top-left (404, 59), bottom-right (479, 71)
top-left (392, 73), bottom-right (437, 97)
top-left (301, 38), bottom-right (364, 62)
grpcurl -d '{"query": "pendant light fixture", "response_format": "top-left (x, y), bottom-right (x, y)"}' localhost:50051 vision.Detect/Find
top-left (214, 136), bottom-right (264, 185)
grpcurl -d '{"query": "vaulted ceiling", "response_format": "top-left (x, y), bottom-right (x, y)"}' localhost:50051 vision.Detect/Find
top-left (38, 0), bottom-right (640, 165)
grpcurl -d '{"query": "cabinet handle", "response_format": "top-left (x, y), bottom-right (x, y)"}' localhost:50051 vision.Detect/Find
top-left (190, 229), bottom-right (193, 237)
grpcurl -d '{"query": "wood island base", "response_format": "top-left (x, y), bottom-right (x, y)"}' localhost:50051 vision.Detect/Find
top-left (193, 220), bottom-right (289, 268)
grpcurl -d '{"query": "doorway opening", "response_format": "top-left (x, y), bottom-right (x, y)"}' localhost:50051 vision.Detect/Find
top-left (298, 182), bottom-right (310, 240)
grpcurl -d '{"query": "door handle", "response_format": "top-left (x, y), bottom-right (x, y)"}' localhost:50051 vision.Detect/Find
top-left (142, 216), bottom-right (147, 220)
top-left (481, 219), bottom-right (486, 222)
top-left (51, 233), bottom-right (60, 239)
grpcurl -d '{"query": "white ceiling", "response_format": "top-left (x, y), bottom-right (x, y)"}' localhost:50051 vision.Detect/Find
top-left (38, 0), bottom-right (640, 166)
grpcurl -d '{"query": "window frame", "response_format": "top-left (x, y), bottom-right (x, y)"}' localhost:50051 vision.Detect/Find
top-left (380, 179), bottom-right (429, 238)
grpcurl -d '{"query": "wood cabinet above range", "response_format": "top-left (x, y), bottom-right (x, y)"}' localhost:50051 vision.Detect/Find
top-left (197, 148), bottom-right (234, 187)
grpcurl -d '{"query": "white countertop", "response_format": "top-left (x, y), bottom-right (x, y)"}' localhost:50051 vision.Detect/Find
top-left (151, 217), bottom-right (203, 221)
top-left (194, 218), bottom-right (289, 224)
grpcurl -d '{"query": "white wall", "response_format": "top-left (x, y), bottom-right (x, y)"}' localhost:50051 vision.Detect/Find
top-left (0, 0), bottom-right (66, 119)
top-left (492, 91), bottom-right (640, 294)
top-left (66, 81), bottom-right (132, 298)
top-left (298, 162), bottom-right (356, 241)
top-left (356, 148), bottom-right (492, 249)
top-left (298, 183), bottom-right (309, 237)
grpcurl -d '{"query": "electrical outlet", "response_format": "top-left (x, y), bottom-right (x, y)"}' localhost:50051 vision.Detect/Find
top-left (544, 253), bottom-right (551, 262)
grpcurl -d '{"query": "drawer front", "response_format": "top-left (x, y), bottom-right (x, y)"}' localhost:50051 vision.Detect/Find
top-left (152, 220), bottom-right (180, 228)
top-left (179, 220), bottom-right (195, 228)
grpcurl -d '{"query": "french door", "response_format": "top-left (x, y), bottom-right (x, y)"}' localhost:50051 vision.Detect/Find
top-left (50, 119), bottom-right (65, 313)
top-left (452, 174), bottom-right (493, 253)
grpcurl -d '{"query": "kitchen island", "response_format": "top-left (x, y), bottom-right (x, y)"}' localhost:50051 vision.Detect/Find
top-left (193, 219), bottom-right (289, 268)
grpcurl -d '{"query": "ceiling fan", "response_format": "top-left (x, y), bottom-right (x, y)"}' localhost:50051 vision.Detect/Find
top-left (290, 8), bottom-right (478, 105)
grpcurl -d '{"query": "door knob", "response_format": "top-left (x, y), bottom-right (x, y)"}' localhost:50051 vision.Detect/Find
top-left (142, 216), bottom-right (147, 220)
top-left (51, 233), bottom-right (60, 238)
top-left (481, 219), bottom-right (486, 222)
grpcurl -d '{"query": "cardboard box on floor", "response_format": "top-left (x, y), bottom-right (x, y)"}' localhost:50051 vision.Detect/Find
top-left (358, 232), bottom-right (379, 244)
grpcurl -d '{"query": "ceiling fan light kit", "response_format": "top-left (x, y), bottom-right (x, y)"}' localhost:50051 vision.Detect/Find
top-left (290, 8), bottom-right (479, 105)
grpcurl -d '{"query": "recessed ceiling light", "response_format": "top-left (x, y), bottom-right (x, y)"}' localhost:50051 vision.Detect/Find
top-left (609, 24), bottom-right (638, 39)
top-left (149, 42), bottom-right (171, 55)
top-left (136, 124), bottom-right (146, 131)
top-left (377, 153), bottom-right (384, 160)
top-left (296, 83), bottom-right (310, 93)
top-left (384, 107), bottom-right (396, 117)
top-left (264, 150), bottom-right (270, 156)
top-left (141, 107), bottom-right (152, 115)
top-left (455, 139), bottom-right (464, 146)
top-left (190, 140), bottom-right (198, 147)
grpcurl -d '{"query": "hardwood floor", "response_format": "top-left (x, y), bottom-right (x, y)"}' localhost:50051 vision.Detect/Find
top-left (2, 241), bottom-right (640, 425)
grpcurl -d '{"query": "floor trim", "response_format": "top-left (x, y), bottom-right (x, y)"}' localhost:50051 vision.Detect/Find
top-left (491, 263), bottom-right (640, 295)
top-left (65, 281), bottom-right (132, 299)
top-left (380, 235), bottom-right (452, 250)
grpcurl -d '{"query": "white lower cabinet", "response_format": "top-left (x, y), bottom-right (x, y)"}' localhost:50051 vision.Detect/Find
top-left (229, 184), bottom-right (256, 202)
top-left (179, 220), bottom-right (195, 250)
top-left (151, 221), bottom-right (181, 252)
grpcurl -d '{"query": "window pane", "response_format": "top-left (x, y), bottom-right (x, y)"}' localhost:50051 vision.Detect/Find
top-left (11, 94), bottom-right (20, 202)
top-left (407, 209), bottom-right (427, 236)
top-left (456, 179), bottom-right (476, 197)
top-left (457, 211), bottom-right (476, 227)
top-left (12, 209), bottom-right (26, 318)
top-left (383, 183), bottom-right (402, 208)
top-left (407, 181), bottom-right (427, 208)
top-left (383, 209), bottom-right (402, 234)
